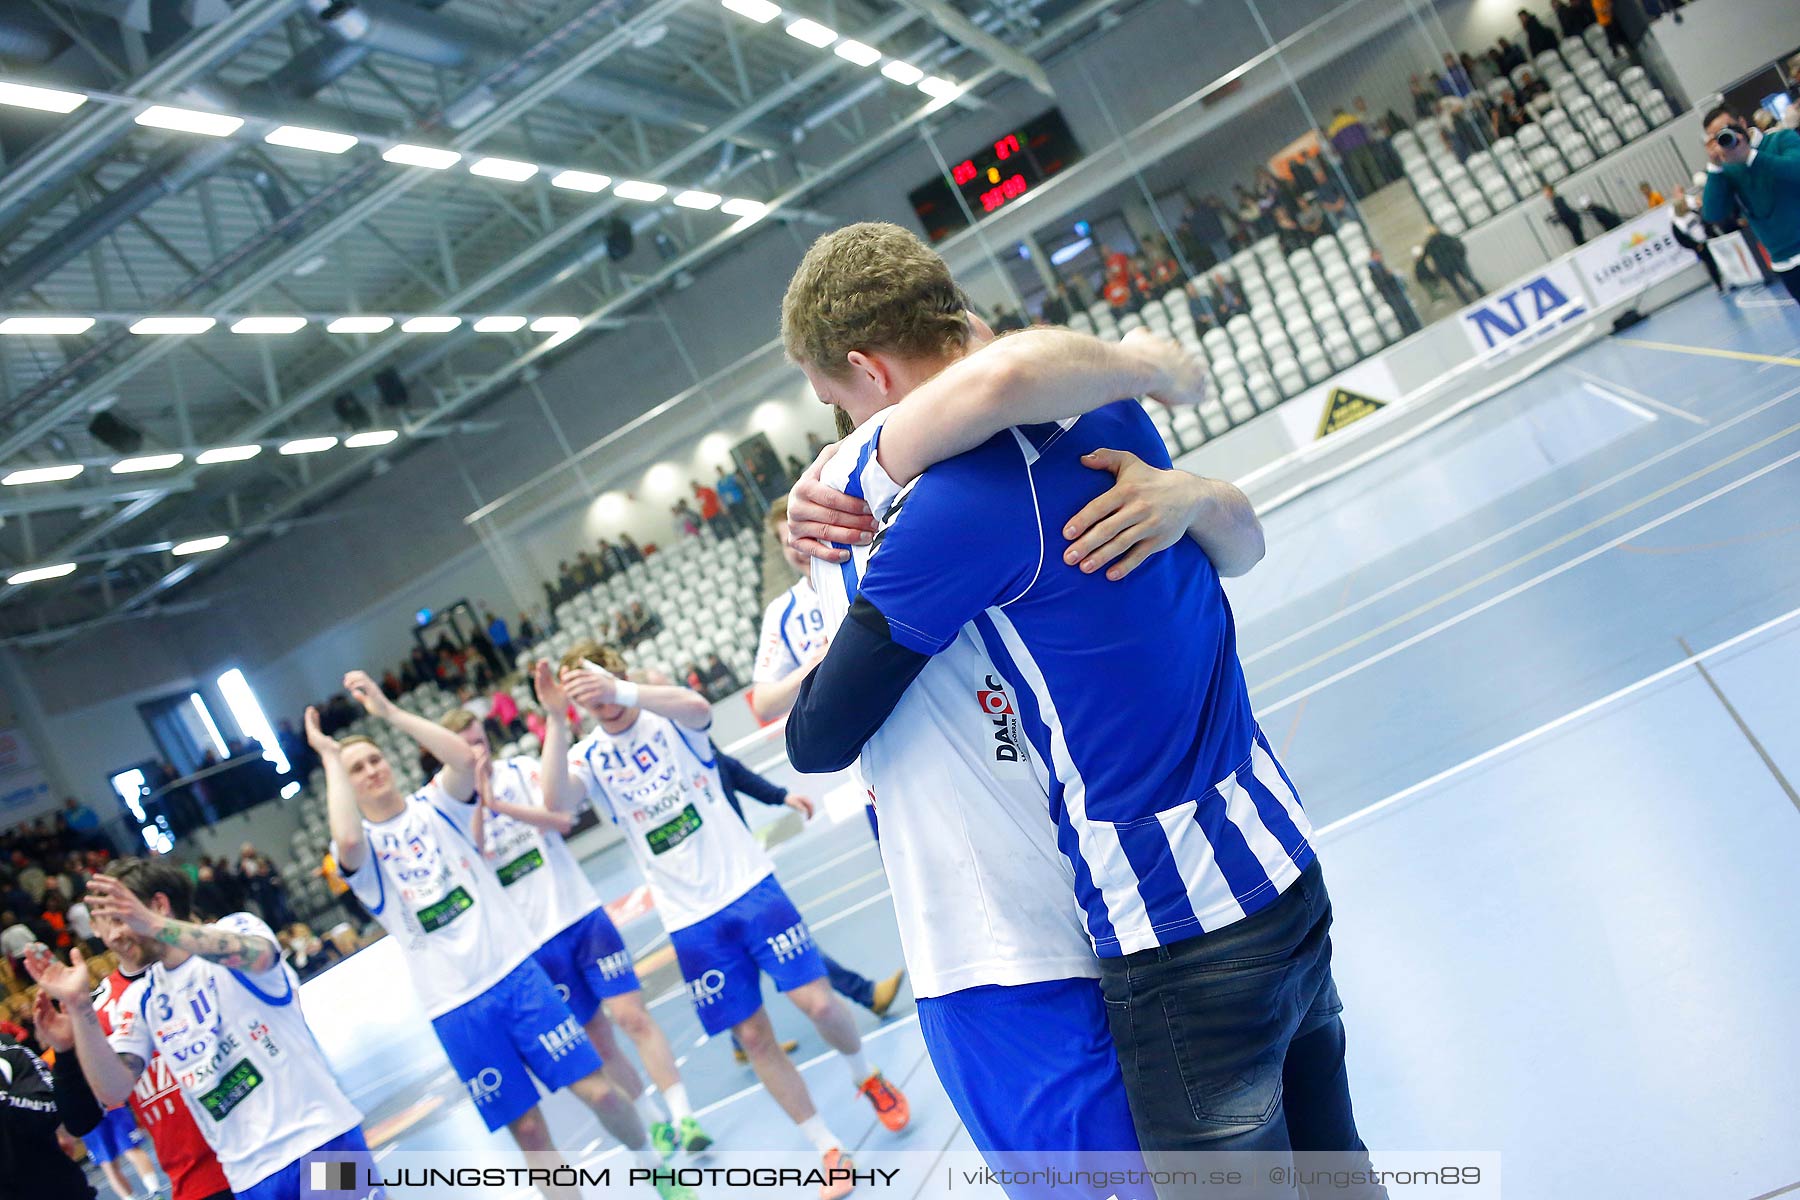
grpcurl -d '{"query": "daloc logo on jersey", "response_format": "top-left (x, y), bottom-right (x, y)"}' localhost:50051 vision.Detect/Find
top-left (977, 675), bottom-right (1032, 777)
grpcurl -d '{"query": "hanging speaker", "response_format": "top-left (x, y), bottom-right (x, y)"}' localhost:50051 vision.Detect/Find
top-left (374, 368), bottom-right (409, 409)
top-left (88, 411), bottom-right (144, 455)
top-left (605, 218), bottom-right (634, 262)
top-left (332, 391), bottom-right (369, 430)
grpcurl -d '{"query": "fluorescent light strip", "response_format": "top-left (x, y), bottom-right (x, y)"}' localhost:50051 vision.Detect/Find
top-left (785, 18), bottom-right (837, 46)
top-left (112, 453), bottom-right (184, 474)
top-left (7, 563), bottom-right (77, 585)
top-left (401, 315), bottom-right (461, 332)
top-left (720, 198), bottom-right (768, 219)
top-left (474, 315), bottom-right (527, 333)
top-left (2, 464), bottom-right (84, 486)
top-left (383, 143), bottom-right (461, 170)
top-left (265, 125), bottom-right (358, 154)
top-left (345, 430), bottom-right (399, 448)
top-left (0, 81), bottom-right (87, 113)
top-left (278, 436), bottom-right (338, 455)
top-left (230, 316), bottom-right (306, 334)
top-left (530, 316), bottom-right (581, 333)
top-left (835, 40), bottom-right (881, 66)
top-left (612, 180), bottom-right (667, 202)
top-left (217, 668), bottom-right (289, 774)
top-left (721, 0), bottom-right (781, 23)
top-left (673, 190), bottom-right (721, 211)
top-left (326, 316), bottom-right (393, 333)
top-left (881, 60), bottom-right (925, 85)
top-left (0, 316), bottom-right (95, 335)
top-left (188, 693), bottom-right (230, 757)
top-left (551, 170), bottom-right (611, 193)
top-left (173, 535), bottom-right (230, 556)
top-left (196, 444), bottom-right (262, 464)
top-left (135, 105), bottom-right (243, 137)
top-left (918, 76), bottom-right (961, 99)
top-left (469, 156), bottom-right (539, 181)
top-left (130, 316), bottom-right (215, 335)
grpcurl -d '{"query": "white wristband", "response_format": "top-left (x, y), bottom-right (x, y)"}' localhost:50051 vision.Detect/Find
top-left (612, 679), bottom-right (640, 709)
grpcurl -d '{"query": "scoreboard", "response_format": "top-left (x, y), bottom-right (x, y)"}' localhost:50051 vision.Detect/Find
top-left (909, 109), bottom-right (1083, 243)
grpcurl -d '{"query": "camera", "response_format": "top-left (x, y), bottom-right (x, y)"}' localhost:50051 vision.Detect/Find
top-left (1715, 125), bottom-right (1745, 151)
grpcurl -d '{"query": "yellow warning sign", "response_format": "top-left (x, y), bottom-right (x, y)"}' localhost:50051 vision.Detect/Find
top-left (1315, 387), bottom-right (1387, 438)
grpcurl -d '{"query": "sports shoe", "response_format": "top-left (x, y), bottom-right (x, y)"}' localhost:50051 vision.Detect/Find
top-left (820, 1147), bottom-right (856, 1200)
top-left (857, 1071), bottom-right (910, 1132)
top-left (734, 1038), bottom-right (799, 1065)
top-left (676, 1114), bottom-right (713, 1153)
top-left (650, 1120), bottom-right (680, 1160)
top-left (868, 969), bottom-right (906, 1017)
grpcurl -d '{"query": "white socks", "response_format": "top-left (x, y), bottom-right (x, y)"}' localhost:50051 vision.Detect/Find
top-left (842, 1048), bottom-right (872, 1088)
top-left (663, 1083), bottom-right (693, 1122)
top-left (798, 1114), bottom-right (842, 1156)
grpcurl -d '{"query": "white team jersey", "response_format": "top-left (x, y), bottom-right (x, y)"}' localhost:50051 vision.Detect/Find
top-left (340, 779), bottom-right (533, 1017)
top-left (810, 411), bottom-right (1098, 998)
top-left (569, 712), bottom-right (772, 931)
top-left (106, 914), bottom-right (362, 1192)
top-left (754, 577), bottom-right (829, 684)
top-left (481, 756), bottom-right (601, 941)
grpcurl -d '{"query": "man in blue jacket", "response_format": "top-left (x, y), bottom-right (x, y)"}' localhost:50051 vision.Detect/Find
top-left (1702, 104), bottom-right (1800, 303)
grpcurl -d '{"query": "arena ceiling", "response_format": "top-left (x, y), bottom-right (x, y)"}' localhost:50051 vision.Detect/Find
top-left (0, 0), bottom-right (1115, 644)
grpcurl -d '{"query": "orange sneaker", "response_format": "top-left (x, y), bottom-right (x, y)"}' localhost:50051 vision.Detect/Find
top-left (820, 1147), bottom-right (856, 1200)
top-left (857, 1071), bottom-right (910, 1132)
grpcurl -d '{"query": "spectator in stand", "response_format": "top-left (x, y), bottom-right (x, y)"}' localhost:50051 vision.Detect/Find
top-left (1490, 90), bottom-right (1529, 139)
top-left (1184, 279), bottom-right (1220, 330)
top-left (1670, 194), bottom-right (1723, 292)
top-left (1271, 206), bottom-right (1304, 252)
top-left (1544, 184), bottom-right (1586, 247)
top-left (1552, 0), bottom-right (1589, 38)
top-left (488, 686), bottom-right (527, 742)
top-left (1182, 195), bottom-right (1235, 266)
top-left (1496, 36), bottom-right (1528, 75)
top-left (1520, 7), bottom-right (1560, 56)
top-left (316, 851), bottom-right (365, 929)
top-left (692, 479), bottom-right (727, 539)
top-left (1214, 271), bottom-right (1246, 318)
top-left (516, 613), bottom-right (539, 649)
top-left (1410, 74), bottom-right (1439, 120)
top-left (1639, 181), bottom-right (1666, 210)
top-left (66, 896), bottom-right (100, 956)
top-left (701, 653), bottom-right (742, 699)
top-left (1368, 250), bottom-right (1423, 335)
top-left (672, 499), bottom-right (702, 538)
top-left (1424, 223), bottom-right (1486, 302)
top-left (1438, 52), bottom-right (1475, 98)
top-left (617, 531), bottom-right (644, 565)
top-left (684, 663), bottom-right (708, 696)
top-left (239, 844), bottom-right (296, 928)
top-left (1702, 104), bottom-right (1800, 304)
top-left (1459, 51), bottom-right (1487, 88)
top-left (1593, 0), bottom-right (1628, 58)
top-left (596, 536), bottom-right (625, 578)
top-left (1326, 106), bottom-right (1379, 197)
top-left (60, 798), bottom-right (103, 852)
top-left (1103, 268), bottom-right (1134, 316)
top-left (628, 599), bottom-right (663, 641)
top-left (3, 912), bottom-right (35, 974)
top-left (485, 609), bottom-right (514, 670)
top-left (988, 303), bottom-right (1028, 333)
top-left (715, 463), bottom-right (752, 533)
top-left (1579, 195), bottom-right (1624, 232)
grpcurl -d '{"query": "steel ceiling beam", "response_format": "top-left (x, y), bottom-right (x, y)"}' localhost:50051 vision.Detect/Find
top-left (891, 0), bottom-right (1053, 96)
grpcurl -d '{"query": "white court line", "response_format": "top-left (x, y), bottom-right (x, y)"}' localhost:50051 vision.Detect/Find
top-left (773, 840), bottom-right (881, 889)
top-left (1313, 602), bottom-right (1800, 841)
top-left (1255, 439), bottom-right (1800, 716)
top-left (1571, 368), bottom-right (1706, 424)
top-left (1578, 380), bottom-right (1660, 423)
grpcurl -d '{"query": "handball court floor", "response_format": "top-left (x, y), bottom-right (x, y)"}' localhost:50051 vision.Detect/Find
top-left (301, 285), bottom-right (1800, 1200)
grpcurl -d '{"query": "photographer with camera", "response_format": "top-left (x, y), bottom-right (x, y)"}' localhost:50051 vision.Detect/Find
top-left (1702, 104), bottom-right (1800, 304)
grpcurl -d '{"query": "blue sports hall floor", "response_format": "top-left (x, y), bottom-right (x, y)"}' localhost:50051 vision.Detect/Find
top-left (299, 283), bottom-right (1800, 1200)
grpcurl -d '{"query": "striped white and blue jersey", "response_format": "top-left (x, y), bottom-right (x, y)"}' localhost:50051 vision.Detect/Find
top-left (753, 578), bottom-right (828, 687)
top-left (804, 410), bottom-right (1099, 999)
top-left (819, 400), bottom-right (1313, 958)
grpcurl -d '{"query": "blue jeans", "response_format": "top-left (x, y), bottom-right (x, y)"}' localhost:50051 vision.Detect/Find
top-left (1099, 860), bottom-right (1383, 1199)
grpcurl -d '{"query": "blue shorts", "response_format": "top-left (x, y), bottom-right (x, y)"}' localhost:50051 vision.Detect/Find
top-left (81, 1104), bottom-right (142, 1163)
top-left (246, 1126), bottom-right (383, 1200)
top-left (918, 977), bottom-right (1144, 1199)
top-left (668, 874), bottom-right (827, 1035)
top-left (534, 907), bottom-right (640, 1024)
top-left (430, 957), bottom-right (604, 1131)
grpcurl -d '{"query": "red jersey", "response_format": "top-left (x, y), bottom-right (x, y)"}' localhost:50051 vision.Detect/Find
top-left (93, 968), bottom-right (232, 1200)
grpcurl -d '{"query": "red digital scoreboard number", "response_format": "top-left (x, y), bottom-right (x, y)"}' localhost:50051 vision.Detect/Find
top-left (952, 159), bottom-right (978, 186)
top-left (979, 173), bottom-right (1029, 212)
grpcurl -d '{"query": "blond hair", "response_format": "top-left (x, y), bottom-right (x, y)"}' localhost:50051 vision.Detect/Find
top-left (781, 222), bottom-right (970, 380)
top-left (559, 638), bottom-right (626, 677)
top-left (439, 709), bottom-right (477, 733)
top-left (765, 494), bottom-right (789, 534)
top-left (339, 733), bottom-right (378, 753)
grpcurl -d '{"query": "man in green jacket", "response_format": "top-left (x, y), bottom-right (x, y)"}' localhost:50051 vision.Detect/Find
top-left (1702, 104), bottom-right (1800, 304)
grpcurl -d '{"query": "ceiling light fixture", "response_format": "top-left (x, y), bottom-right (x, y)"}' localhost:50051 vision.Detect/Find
top-left (721, 0), bottom-right (781, 23)
top-left (2, 464), bottom-right (84, 486)
top-left (129, 316), bottom-right (216, 335)
top-left (7, 563), bottom-right (77, 585)
top-left (720, 198), bottom-right (769, 220)
top-left (469, 156), bottom-right (539, 181)
top-left (673, 189), bottom-right (721, 210)
top-left (326, 316), bottom-right (394, 334)
top-left (382, 144), bottom-right (461, 170)
top-left (230, 316), bottom-right (306, 334)
top-left (473, 315), bottom-right (528, 333)
top-left (265, 125), bottom-right (358, 154)
top-left (611, 180), bottom-right (667, 202)
top-left (135, 105), bottom-right (243, 137)
top-left (550, 169), bottom-right (611, 193)
top-left (0, 316), bottom-right (96, 335)
top-left (0, 80), bottom-right (88, 113)
top-left (785, 18), bottom-right (837, 46)
top-left (401, 315), bottom-right (461, 332)
top-left (881, 60), bottom-right (925, 85)
top-left (278, 436), bottom-right (338, 455)
top-left (530, 316), bottom-right (581, 333)
top-left (111, 453), bottom-right (184, 474)
top-left (835, 40), bottom-right (882, 66)
top-left (196, 444), bottom-right (262, 463)
top-left (172, 535), bottom-right (230, 556)
top-left (345, 430), bottom-right (399, 448)
top-left (918, 76), bottom-right (961, 99)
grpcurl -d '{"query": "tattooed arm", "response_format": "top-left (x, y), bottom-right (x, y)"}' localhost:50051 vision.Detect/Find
top-left (86, 875), bottom-right (280, 972)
